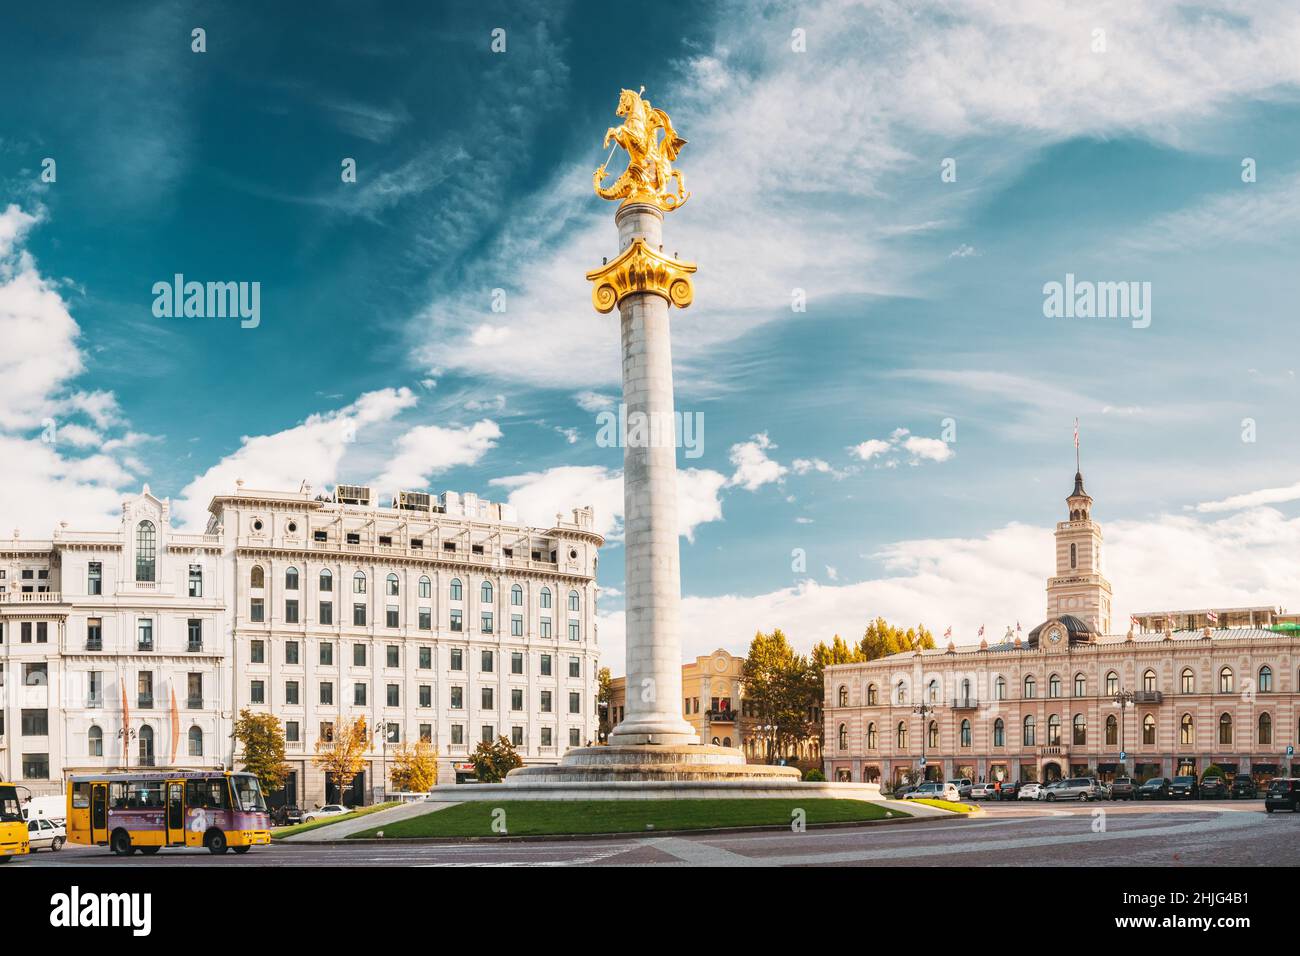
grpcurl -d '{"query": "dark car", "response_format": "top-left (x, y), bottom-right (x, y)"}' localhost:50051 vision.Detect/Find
top-left (996, 780), bottom-right (1023, 801)
top-left (1169, 775), bottom-right (1200, 799)
top-left (1109, 777), bottom-right (1137, 801)
top-left (891, 783), bottom-right (919, 799)
top-left (1198, 776), bottom-right (1228, 799)
top-left (271, 805), bottom-right (304, 826)
top-left (1231, 776), bottom-right (1258, 799)
top-left (1138, 777), bottom-right (1171, 800)
top-left (1265, 778), bottom-right (1300, 813)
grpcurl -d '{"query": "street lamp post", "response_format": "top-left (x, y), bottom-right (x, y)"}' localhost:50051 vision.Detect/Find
top-left (117, 727), bottom-right (136, 771)
top-left (1112, 689), bottom-right (1135, 777)
top-left (913, 701), bottom-right (938, 783)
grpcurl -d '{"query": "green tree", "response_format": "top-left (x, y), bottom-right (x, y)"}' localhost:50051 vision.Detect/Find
top-left (596, 666), bottom-right (613, 743)
top-left (742, 629), bottom-right (819, 763)
top-left (471, 736), bottom-right (523, 783)
top-left (857, 618), bottom-right (936, 661)
top-left (233, 709), bottom-right (290, 796)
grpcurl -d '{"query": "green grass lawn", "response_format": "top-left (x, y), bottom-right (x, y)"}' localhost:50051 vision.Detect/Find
top-left (348, 798), bottom-right (907, 839)
top-left (272, 802), bottom-right (400, 839)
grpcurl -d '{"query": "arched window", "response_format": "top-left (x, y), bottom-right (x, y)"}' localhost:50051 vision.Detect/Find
top-left (1024, 675), bottom-right (1037, 699)
top-left (896, 721), bottom-right (908, 749)
top-left (540, 587), bottom-right (552, 608)
top-left (139, 725), bottom-right (155, 766)
top-left (993, 718), bottom-right (1005, 747)
top-left (1105, 714), bottom-right (1118, 746)
top-left (1139, 713), bottom-right (1154, 745)
top-left (1259, 666), bottom-right (1273, 693)
top-left (1023, 715), bottom-right (1036, 746)
top-left (188, 725), bottom-right (204, 756)
top-left (1219, 667), bottom-right (1234, 694)
top-left (1258, 712), bottom-right (1272, 745)
top-left (1073, 673), bottom-right (1086, 697)
top-left (88, 725), bottom-right (103, 757)
top-left (1218, 713), bottom-right (1233, 745)
top-left (569, 590), bottom-right (580, 611)
top-left (928, 721), bottom-right (939, 749)
top-left (960, 719), bottom-right (972, 747)
top-left (419, 576), bottom-right (431, 599)
top-left (1047, 714), bottom-right (1061, 746)
top-left (135, 520), bottom-right (156, 582)
top-left (450, 578), bottom-right (463, 601)
top-left (387, 573), bottom-right (400, 596)
top-left (838, 724), bottom-right (847, 750)
top-left (994, 676), bottom-right (1006, 700)
top-left (250, 565), bottom-right (265, 589)
top-left (285, 567), bottom-right (299, 590)
top-left (353, 571), bottom-right (366, 594)
top-left (1106, 671), bottom-right (1119, 696)
top-left (319, 569), bottom-right (332, 592)
top-left (866, 722), bottom-right (877, 749)
top-left (1180, 668), bottom-right (1194, 693)
top-left (1048, 674), bottom-right (1062, 698)
top-left (511, 585), bottom-right (523, 606)
top-left (1070, 542), bottom-right (1077, 569)
top-left (866, 683), bottom-right (878, 706)
top-left (895, 680), bottom-right (907, 705)
top-left (481, 581), bottom-right (493, 603)
top-left (1072, 714), bottom-right (1087, 745)
top-left (838, 685), bottom-right (848, 707)
top-left (927, 679), bottom-right (938, 704)
top-left (1180, 714), bottom-right (1194, 745)
top-left (1142, 669), bottom-right (1156, 693)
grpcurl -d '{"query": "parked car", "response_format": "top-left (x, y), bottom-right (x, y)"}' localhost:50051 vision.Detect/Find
top-left (903, 781), bottom-right (961, 801)
top-left (271, 805), bottom-right (305, 826)
top-left (1017, 782), bottom-right (1043, 800)
top-left (1138, 777), bottom-right (1171, 800)
top-left (1037, 780), bottom-right (1067, 800)
top-left (1265, 778), bottom-right (1300, 813)
top-left (891, 783), bottom-right (919, 799)
top-left (1109, 777), bottom-right (1137, 800)
top-left (301, 804), bottom-right (350, 823)
top-left (1169, 775), bottom-right (1200, 799)
top-left (970, 783), bottom-right (997, 800)
top-left (1198, 776), bottom-right (1229, 799)
top-left (1044, 777), bottom-right (1101, 802)
top-left (997, 780), bottom-right (1023, 800)
top-left (953, 778), bottom-right (974, 799)
top-left (1091, 780), bottom-right (1112, 800)
top-left (26, 817), bottom-right (65, 852)
top-left (1231, 776), bottom-right (1258, 799)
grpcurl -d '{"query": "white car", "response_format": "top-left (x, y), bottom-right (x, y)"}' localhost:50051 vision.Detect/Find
top-left (26, 817), bottom-right (66, 851)
top-left (970, 783), bottom-right (997, 800)
top-left (1017, 783), bottom-right (1044, 800)
top-left (301, 804), bottom-right (350, 823)
top-left (902, 781), bottom-right (961, 801)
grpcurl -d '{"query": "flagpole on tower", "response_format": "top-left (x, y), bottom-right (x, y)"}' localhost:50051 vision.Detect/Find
top-left (1074, 417), bottom-right (1081, 473)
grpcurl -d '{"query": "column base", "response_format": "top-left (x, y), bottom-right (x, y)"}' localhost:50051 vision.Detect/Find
top-left (506, 744), bottom-right (804, 784)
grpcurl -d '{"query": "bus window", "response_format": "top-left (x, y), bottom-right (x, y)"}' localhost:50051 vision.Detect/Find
top-left (72, 782), bottom-right (91, 809)
top-left (186, 779), bottom-right (228, 810)
top-left (231, 775), bottom-right (267, 813)
top-left (0, 786), bottom-right (22, 823)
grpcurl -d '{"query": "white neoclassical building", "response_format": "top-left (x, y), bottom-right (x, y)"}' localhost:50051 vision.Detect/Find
top-left (0, 483), bottom-right (603, 807)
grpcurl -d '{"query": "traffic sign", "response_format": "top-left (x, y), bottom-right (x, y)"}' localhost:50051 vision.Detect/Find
top-left (1288, 745), bottom-right (1294, 757)
top-left (919, 757), bottom-right (927, 767)
top-left (1119, 751), bottom-right (1127, 761)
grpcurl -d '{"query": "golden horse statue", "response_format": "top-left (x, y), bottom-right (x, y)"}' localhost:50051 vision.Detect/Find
top-left (593, 87), bottom-right (690, 211)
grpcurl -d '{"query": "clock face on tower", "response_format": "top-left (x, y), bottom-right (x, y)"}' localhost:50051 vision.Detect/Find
top-left (1047, 627), bottom-right (1063, 645)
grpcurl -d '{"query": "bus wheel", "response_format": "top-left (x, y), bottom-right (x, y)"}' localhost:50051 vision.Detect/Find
top-left (110, 829), bottom-right (134, 856)
top-left (204, 829), bottom-right (228, 855)
top-left (138, 846), bottom-right (160, 855)
top-left (232, 845), bottom-right (251, 854)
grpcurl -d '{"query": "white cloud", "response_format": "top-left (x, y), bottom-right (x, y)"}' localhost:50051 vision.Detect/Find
top-left (463, 394), bottom-right (506, 412)
top-left (902, 435), bottom-right (955, 463)
top-left (948, 243), bottom-right (978, 258)
top-left (791, 457), bottom-right (845, 479)
top-left (850, 439), bottom-right (891, 462)
top-left (727, 432), bottom-right (787, 491)
top-left (850, 428), bottom-right (954, 467)
top-left (1195, 481), bottom-right (1300, 514)
top-left (373, 419), bottom-right (501, 490)
top-left (574, 391), bottom-right (615, 413)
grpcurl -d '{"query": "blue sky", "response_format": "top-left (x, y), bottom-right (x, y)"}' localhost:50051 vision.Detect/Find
top-left (4, 0), bottom-right (1300, 673)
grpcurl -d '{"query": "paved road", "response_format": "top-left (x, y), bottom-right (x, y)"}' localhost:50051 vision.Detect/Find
top-left (18, 801), bottom-right (1300, 867)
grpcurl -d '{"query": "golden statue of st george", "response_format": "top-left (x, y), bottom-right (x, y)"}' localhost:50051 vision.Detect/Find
top-left (593, 87), bottom-right (690, 211)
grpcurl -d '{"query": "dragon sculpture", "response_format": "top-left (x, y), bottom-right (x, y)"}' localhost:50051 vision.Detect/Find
top-left (593, 87), bottom-right (689, 211)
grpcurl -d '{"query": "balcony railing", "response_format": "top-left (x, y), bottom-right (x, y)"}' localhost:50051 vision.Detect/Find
top-left (705, 709), bottom-right (737, 723)
top-left (138, 695), bottom-right (154, 709)
top-left (187, 697), bottom-right (203, 709)
top-left (1133, 690), bottom-right (1164, 704)
top-left (187, 642), bottom-right (203, 653)
top-left (0, 591), bottom-right (64, 604)
top-left (1038, 745), bottom-right (1067, 757)
top-left (950, 698), bottom-right (980, 710)
top-left (137, 641), bottom-right (154, 652)
top-left (85, 640), bottom-right (103, 652)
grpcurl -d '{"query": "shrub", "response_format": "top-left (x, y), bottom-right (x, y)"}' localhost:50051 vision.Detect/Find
top-left (803, 768), bottom-right (826, 782)
top-left (1202, 763), bottom-right (1226, 779)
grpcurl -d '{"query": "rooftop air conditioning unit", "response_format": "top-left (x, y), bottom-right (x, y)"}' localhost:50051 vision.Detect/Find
top-left (397, 491), bottom-right (432, 512)
top-left (336, 484), bottom-right (372, 506)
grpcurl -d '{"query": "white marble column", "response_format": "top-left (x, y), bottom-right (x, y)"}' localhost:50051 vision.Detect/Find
top-left (608, 202), bottom-right (698, 746)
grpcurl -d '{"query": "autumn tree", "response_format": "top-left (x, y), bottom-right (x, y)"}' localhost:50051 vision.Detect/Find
top-left (858, 618), bottom-right (936, 661)
top-left (313, 716), bottom-right (369, 804)
top-left (471, 736), bottom-right (523, 783)
top-left (390, 740), bottom-right (439, 792)
top-left (233, 709), bottom-right (291, 796)
top-left (596, 666), bottom-right (613, 743)
top-left (742, 629), bottom-right (819, 763)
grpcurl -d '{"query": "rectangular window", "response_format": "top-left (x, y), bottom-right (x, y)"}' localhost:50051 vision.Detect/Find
top-left (450, 609), bottom-right (463, 632)
top-left (568, 657), bottom-right (580, 678)
top-left (451, 686), bottom-right (464, 709)
top-left (22, 753), bottom-right (49, 780)
top-left (319, 722), bottom-right (334, 742)
top-left (36, 622), bottom-right (47, 643)
top-left (482, 725), bottom-right (495, 744)
top-left (387, 645), bottom-right (399, 668)
top-left (481, 612), bottom-right (493, 634)
top-left (353, 603), bottom-right (367, 627)
top-left (418, 608), bottom-right (431, 630)
top-left (21, 622), bottom-right (31, 643)
top-left (512, 726), bottom-right (524, 747)
top-left (346, 532), bottom-right (361, 546)
top-left (86, 617), bottom-right (102, 651)
top-left (481, 650), bottom-right (494, 673)
top-left (87, 671), bottom-right (103, 707)
top-left (188, 564), bottom-right (203, 598)
top-left (387, 684), bottom-right (400, 707)
top-left (512, 688), bottom-right (524, 711)
top-left (511, 651), bottom-right (524, 675)
top-left (419, 685), bottom-right (432, 708)
top-left (21, 708), bottom-right (49, 735)
top-left (450, 648), bottom-right (463, 670)
top-left (541, 727), bottom-right (553, 747)
top-left (320, 681), bottom-right (334, 705)
top-left (23, 662), bottom-right (46, 685)
top-left (411, 538), bottom-right (423, 551)
top-left (354, 643), bottom-right (366, 667)
top-left (569, 727), bottom-right (581, 747)
top-left (569, 691), bottom-right (581, 714)
top-left (250, 598), bottom-right (265, 623)
top-left (286, 681), bottom-right (299, 705)
top-left (286, 640), bottom-right (300, 665)
top-left (540, 618), bottom-right (552, 639)
top-left (187, 619), bottom-right (202, 652)
top-left (451, 724), bottom-right (464, 745)
top-left (482, 687), bottom-right (494, 710)
top-left (540, 654), bottom-right (552, 676)
top-left (137, 619), bottom-right (153, 651)
top-left (511, 614), bottom-right (523, 636)
top-left (250, 680), bottom-right (265, 704)
top-left (320, 642), bottom-right (333, 666)
top-left (418, 646), bottom-right (432, 669)
top-left (137, 671), bottom-right (154, 708)
top-left (187, 672), bottom-right (203, 708)
top-left (285, 721), bottom-right (300, 743)
top-left (540, 690), bottom-right (552, 713)
top-left (285, 599), bottom-right (299, 624)
top-left (319, 601), bottom-right (333, 625)
top-left (314, 530), bottom-right (328, 543)
top-left (569, 622), bottom-right (580, 642)
top-left (88, 561), bottom-right (103, 595)
top-left (386, 605), bottom-right (399, 628)
top-left (354, 683), bottom-right (367, 705)
top-left (250, 640), bottom-right (265, 664)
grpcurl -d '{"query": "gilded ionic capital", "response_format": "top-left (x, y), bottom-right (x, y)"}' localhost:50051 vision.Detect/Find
top-left (585, 238), bottom-right (697, 314)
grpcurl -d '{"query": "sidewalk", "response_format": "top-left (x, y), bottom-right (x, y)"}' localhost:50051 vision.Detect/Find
top-left (282, 800), bottom-right (450, 842)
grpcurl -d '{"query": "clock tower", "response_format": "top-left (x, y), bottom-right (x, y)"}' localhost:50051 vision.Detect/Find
top-left (1045, 468), bottom-right (1112, 634)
